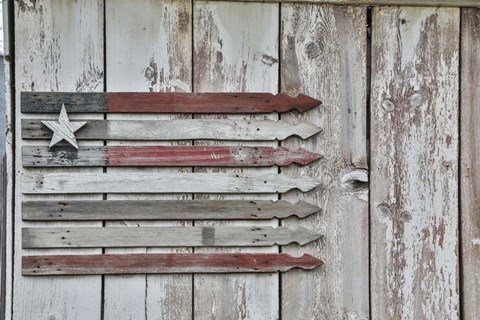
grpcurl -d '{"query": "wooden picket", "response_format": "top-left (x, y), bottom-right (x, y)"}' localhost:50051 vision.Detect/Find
top-left (22, 118), bottom-right (322, 141)
top-left (22, 226), bottom-right (321, 248)
top-left (22, 253), bottom-right (324, 276)
top-left (22, 146), bottom-right (321, 167)
top-left (22, 200), bottom-right (321, 221)
top-left (21, 92), bottom-right (321, 114)
top-left (22, 172), bottom-right (321, 194)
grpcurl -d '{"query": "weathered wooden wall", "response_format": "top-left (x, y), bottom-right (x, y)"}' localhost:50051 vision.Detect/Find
top-left (4, 1), bottom-right (480, 319)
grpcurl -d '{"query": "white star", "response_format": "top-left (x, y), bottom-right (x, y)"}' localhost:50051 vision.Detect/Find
top-left (42, 104), bottom-right (87, 149)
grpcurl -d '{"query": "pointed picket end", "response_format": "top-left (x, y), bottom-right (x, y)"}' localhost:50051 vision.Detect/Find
top-left (273, 148), bottom-right (322, 166)
top-left (294, 227), bottom-right (323, 246)
top-left (288, 94), bottom-right (322, 113)
top-left (295, 176), bottom-right (322, 192)
top-left (293, 122), bottom-right (323, 140)
top-left (290, 148), bottom-right (323, 165)
top-left (295, 254), bottom-right (324, 270)
top-left (294, 201), bottom-right (323, 218)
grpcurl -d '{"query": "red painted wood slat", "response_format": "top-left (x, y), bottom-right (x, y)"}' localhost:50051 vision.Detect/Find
top-left (22, 146), bottom-right (322, 167)
top-left (21, 92), bottom-right (322, 114)
top-left (107, 92), bottom-right (321, 113)
top-left (23, 253), bottom-right (324, 275)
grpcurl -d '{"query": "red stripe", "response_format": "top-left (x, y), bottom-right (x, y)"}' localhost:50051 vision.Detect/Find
top-left (106, 146), bottom-right (321, 167)
top-left (23, 253), bottom-right (323, 275)
top-left (106, 92), bottom-right (321, 113)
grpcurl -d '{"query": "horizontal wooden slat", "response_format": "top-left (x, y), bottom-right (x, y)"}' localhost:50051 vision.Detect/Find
top-left (21, 92), bottom-right (322, 113)
top-left (22, 119), bottom-right (322, 141)
top-left (22, 172), bottom-right (321, 194)
top-left (22, 253), bottom-right (324, 275)
top-left (22, 200), bottom-right (321, 221)
top-left (190, 0), bottom-right (479, 7)
top-left (22, 146), bottom-right (322, 167)
top-left (22, 226), bottom-right (322, 248)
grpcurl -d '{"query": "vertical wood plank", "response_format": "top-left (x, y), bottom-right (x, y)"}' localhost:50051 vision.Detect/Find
top-left (0, 156), bottom-right (6, 319)
top-left (3, 0), bottom-right (14, 317)
top-left (461, 8), bottom-right (480, 320)
top-left (13, 0), bottom-right (104, 319)
top-left (105, 1), bottom-right (192, 319)
top-left (371, 7), bottom-right (460, 319)
top-left (193, 2), bottom-right (280, 319)
top-left (280, 4), bottom-right (369, 319)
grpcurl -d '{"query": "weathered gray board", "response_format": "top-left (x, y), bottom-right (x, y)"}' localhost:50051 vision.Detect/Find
top-left (21, 145), bottom-right (322, 167)
top-left (461, 8), bottom-right (480, 320)
top-left (370, 7), bottom-right (460, 319)
top-left (22, 172), bottom-right (321, 194)
top-left (22, 119), bottom-right (322, 141)
top-left (22, 226), bottom-right (321, 248)
top-left (22, 200), bottom-right (321, 221)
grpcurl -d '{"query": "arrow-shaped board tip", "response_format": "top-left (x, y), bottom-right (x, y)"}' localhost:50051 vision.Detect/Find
top-left (294, 176), bottom-right (322, 192)
top-left (295, 254), bottom-right (324, 270)
top-left (293, 201), bottom-right (323, 218)
top-left (288, 148), bottom-right (323, 165)
top-left (291, 227), bottom-right (323, 245)
top-left (289, 93), bottom-right (322, 112)
top-left (272, 93), bottom-right (322, 113)
top-left (290, 122), bottom-right (322, 140)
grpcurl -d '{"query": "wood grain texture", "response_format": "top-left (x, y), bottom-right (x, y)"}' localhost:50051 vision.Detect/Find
top-left (104, 1), bottom-right (194, 319)
top-left (22, 226), bottom-right (321, 248)
top-left (3, 0), bottom-right (14, 316)
top-left (193, 2), bottom-right (281, 319)
top-left (0, 156), bottom-right (7, 318)
top-left (21, 92), bottom-right (321, 113)
top-left (22, 200), bottom-right (321, 221)
top-left (23, 253), bottom-right (324, 275)
top-left (22, 118), bottom-right (322, 141)
top-left (22, 145), bottom-right (322, 167)
top-left (280, 5), bottom-right (369, 319)
top-left (22, 172), bottom-right (321, 194)
top-left (460, 8), bottom-right (480, 320)
top-left (13, 1), bottom-right (105, 319)
top-left (371, 7), bottom-right (460, 319)
top-left (193, 0), bottom-right (480, 6)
